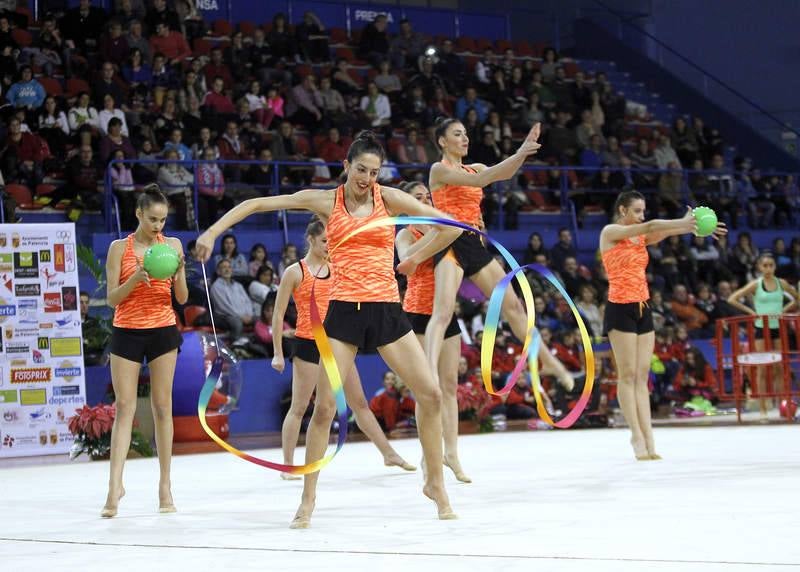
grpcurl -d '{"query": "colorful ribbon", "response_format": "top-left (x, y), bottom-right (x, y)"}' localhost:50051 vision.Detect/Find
top-left (197, 214), bottom-right (596, 474)
top-left (333, 216), bottom-right (595, 428)
top-left (196, 262), bottom-right (348, 475)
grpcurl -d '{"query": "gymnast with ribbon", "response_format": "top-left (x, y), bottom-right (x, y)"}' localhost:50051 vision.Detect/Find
top-left (600, 190), bottom-right (726, 460)
top-left (196, 131), bottom-right (464, 528)
top-left (102, 187), bottom-right (188, 518)
top-left (271, 217), bottom-right (416, 479)
top-left (424, 119), bottom-right (577, 437)
top-left (395, 181), bottom-right (471, 482)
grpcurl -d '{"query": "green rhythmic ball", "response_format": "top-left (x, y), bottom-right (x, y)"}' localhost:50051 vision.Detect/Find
top-left (143, 243), bottom-right (180, 279)
top-left (693, 206), bottom-right (718, 238)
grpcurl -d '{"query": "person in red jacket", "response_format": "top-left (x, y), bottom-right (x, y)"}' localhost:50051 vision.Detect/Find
top-left (550, 329), bottom-right (584, 373)
top-left (673, 347), bottom-right (716, 403)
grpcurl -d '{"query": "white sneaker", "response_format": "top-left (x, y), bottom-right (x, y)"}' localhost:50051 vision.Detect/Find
top-left (233, 337), bottom-right (249, 346)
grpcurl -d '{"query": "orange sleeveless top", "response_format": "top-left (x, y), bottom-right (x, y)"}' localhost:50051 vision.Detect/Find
top-left (326, 183), bottom-right (399, 303)
top-left (293, 259), bottom-right (333, 340)
top-left (431, 160), bottom-right (483, 227)
top-left (402, 227), bottom-right (435, 315)
top-left (113, 233), bottom-right (176, 328)
top-left (602, 235), bottom-right (650, 303)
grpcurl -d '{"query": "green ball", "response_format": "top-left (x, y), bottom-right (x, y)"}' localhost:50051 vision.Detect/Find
top-left (143, 243), bottom-right (180, 279)
top-left (693, 206), bottom-right (718, 237)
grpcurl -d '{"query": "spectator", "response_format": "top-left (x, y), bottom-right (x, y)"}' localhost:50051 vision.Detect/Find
top-left (278, 243), bottom-right (299, 278)
top-left (266, 86), bottom-right (285, 119)
top-left (523, 232), bottom-right (546, 265)
top-left (435, 39), bottom-right (464, 93)
top-left (711, 280), bottom-right (744, 322)
top-left (360, 82), bottom-right (391, 128)
top-left (203, 46), bottom-right (233, 89)
top-left (254, 297), bottom-right (292, 357)
top-left (286, 74), bottom-right (323, 130)
top-left (150, 52), bottom-right (178, 103)
top-left (61, 0), bottom-right (108, 55)
top-left (318, 76), bottom-right (346, 125)
top-left (549, 228), bottom-right (577, 274)
top-left (373, 60), bottom-right (401, 94)
top-left (202, 75), bottom-right (236, 117)
top-left (126, 19), bottom-right (151, 63)
top-left (6, 66), bottom-right (45, 110)
top-left (389, 18), bottom-right (424, 70)
top-left (474, 48), bottom-right (496, 85)
top-left (706, 153), bottom-right (737, 229)
top-left (689, 235), bottom-right (721, 286)
top-left (163, 127), bottom-right (192, 161)
top-left (653, 134), bottom-right (681, 169)
top-left (358, 14), bottom-right (389, 66)
top-left (156, 148), bottom-right (194, 229)
top-left (217, 120), bottom-right (249, 164)
top-left (731, 231), bottom-right (758, 283)
top-left (80, 290), bottom-right (109, 365)
top-left (122, 47), bottom-right (152, 90)
top-left (470, 131), bottom-right (501, 166)
top-left (51, 144), bottom-right (102, 214)
top-left (270, 120), bottom-right (312, 187)
top-left (212, 233), bottom-right (249, 278)
top-left (670, 284), bottom-right (710, 337)
top-left (149, 21), bottom-right (191, 66)
top-left (331, 58), bottom-right (362, 96)
top-left (248, 265), bottom-right (278, 312)
top-left (196, 146), bottom-right (232, 228)
top-left (543, 110), bottom-right (578, 162)
top-left (575, 109), bottom-right (601, 150)
top-left (455, 86), bottom-right (489, 124)
top-left (244, 79), bottom-right (275, 130)
top-left (673, 347), bottom-right (716, 404)
top-left (245, 148), bottom-right (275, 192)
top-left (97, 94), bottom-right (129, 136)
top-left (579, 134), bottom-right (604, 174)
top-left (540, 47), bottom-right (559, 83)
top-left (649, 289), bottom-right (677, 331)
top-left (295, 11), bottom-right (328, 63)
top-left (108, 149), bottom-right (136, 229)
top-left (248, 243), bottom-right (271, 277)
top-left (99, 19), bottom-right (130, 68)
top-left (394, 127), bottom-right (428, 166)
top-left (630, 137), bottom-right (658, 187)
top-left (670, 116), bottom-right (698, 166)
top-left (576, 284), bottom-right (604, 338)
top-left (408, 58), bottom-right (447, 101)
top-left (98, 116), bottom-right (136, 163)
top-left (1, 117), bottom-right (43, 190)
top-left (210, 258), bottom-right (256, 346)
top-left (23, 15), bottom-right (63, 77)
top-left (93, 61), bottom-right (126, 109)
top-left (37, 96), bottom-right (70, 156)
top-left (266, 13), bottom-right (296, 63)
top-left (144, 0), bottom-right (180, 33)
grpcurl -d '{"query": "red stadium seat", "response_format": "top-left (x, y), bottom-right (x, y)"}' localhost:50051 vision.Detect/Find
top-left (495, 39), bottom-right (513, 52)
top-left (456, 37), bottom-right (476, 52)
top-left (238, 20), bottom-right (256, 37)
top-left (193, 38), bottom-right (212, 57)
top-left (11, 28), bottom-right (32, 47)
top-left (35, 184), bottom-right (57, 196)
top-left (38, 77), bottom-right (62, 97)
top-left (66, 78), bottom-right (90, 97)
top-left (184, 305), bottom-right (208, 327)
top-left (514, 40), bottom-right (534, 57)
top-left (212, 19), bottom-right (233, 38)
top-left (475, 37), bottom-right (493, 51)
top-left (329, 27), bottom-right (347, 43)
top-left (5, 184), bottom-right (33, 208)
top-left (335, 46), bottom-right (355, 62)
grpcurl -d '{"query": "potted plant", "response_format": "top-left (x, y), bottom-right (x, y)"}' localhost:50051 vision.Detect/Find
top-left (67, 404), bottom-right (153, 460)
top-left (456, 382), bottom-right (495, 433)
top-left (76, 244), bottom-right (112, 364)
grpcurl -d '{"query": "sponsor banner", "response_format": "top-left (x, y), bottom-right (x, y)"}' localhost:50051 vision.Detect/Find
top-left (50, 337), bottom-right (82, 357)
top-left (19, 388), bottom-right (46, 406)
top-left (0, 223), bottom-right (85, 458)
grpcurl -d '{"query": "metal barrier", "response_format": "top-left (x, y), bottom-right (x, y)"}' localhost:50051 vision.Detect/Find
top-left (714, 314), bottom-right (800, 422)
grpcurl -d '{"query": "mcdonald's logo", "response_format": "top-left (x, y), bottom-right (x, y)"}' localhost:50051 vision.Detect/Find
top-left (37, 337), bottom-right (49, 350)
top-left (39, 249), bottom-right (52, 263)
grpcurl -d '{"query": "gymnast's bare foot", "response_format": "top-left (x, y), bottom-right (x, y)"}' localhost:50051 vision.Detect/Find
top-left (159, 481), bottom-right (176, 513)
top-left (423, 483), bottom-right (457, 520)
top-left (384, 453), bottom-right (416, 471)
top-left (443, 454), bottom-right (472, 483)
top-left (631, 435), bottom-right (649, 461)
top-left (101, 485), bottom-right (125, 518)
top-left (289, 498), bottom-right (315, 529)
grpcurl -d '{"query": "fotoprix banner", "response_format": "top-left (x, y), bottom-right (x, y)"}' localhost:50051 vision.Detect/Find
top-left (0, 223), bottom-right (86, 458)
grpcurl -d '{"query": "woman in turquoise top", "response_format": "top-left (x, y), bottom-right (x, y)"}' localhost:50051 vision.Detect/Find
top-left (728, 253), bottom-right (798, 417)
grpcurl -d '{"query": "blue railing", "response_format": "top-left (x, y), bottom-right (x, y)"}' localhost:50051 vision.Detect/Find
top-left (103, 158), bottom-right (800, 252)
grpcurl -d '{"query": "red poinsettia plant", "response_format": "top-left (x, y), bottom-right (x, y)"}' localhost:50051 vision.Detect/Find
top-left (67, 404), bottom-right (152, 460)
top-left (456, 382), bottom-right (495, 431)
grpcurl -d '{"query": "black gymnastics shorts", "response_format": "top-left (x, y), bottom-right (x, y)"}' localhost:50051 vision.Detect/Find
top-left (407, 312), bottom-right (461, 339)
top-left (292, 336), bottom-right (320, 364)
top-left (433, 232), bottom-right (494, 278)
top-left (324, 301), bottom-right (412, 352)
top-left (603, 301), bottom-right (654, 335)
top-left (109, 325), bottom-right (183, 363)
